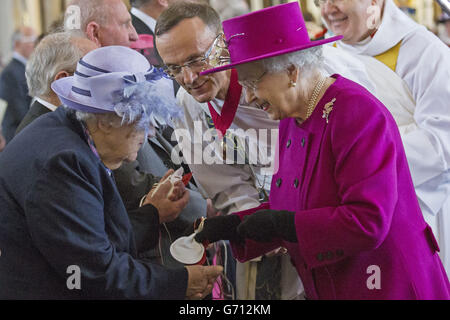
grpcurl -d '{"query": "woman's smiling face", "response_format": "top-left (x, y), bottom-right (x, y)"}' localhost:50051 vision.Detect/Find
top-left (321, 0), bottom-right (377, 44)
top-left (237, 61), bottom-right (297, 121)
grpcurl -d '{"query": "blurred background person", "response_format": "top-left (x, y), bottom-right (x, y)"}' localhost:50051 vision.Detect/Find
top-left (16, 32), bottom-right (97, 135)
top-left (209, 0), bottom-right (250, 21)
top-left (65, 0), bottom-right (138, 47)
top-left (129, 0), bottom-right (181, 98)
top-left (0, 26), bottom-right (36, 144)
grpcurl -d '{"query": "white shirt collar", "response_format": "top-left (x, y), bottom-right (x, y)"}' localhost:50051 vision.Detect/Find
top-left (36, 97), bottom-right (58, 112)
top-left (12, 52), bottom-right (27, 66)
top-left (131, 7), bottom-right (156, 33)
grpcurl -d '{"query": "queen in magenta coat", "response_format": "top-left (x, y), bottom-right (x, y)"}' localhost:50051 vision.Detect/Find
top-left (194, 2), bottom-right (450, 299)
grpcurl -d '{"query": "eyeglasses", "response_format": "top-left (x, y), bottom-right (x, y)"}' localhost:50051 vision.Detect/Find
top-left (163, 33), bottom-right (230, 79)
top-left (314, 0), bottom-right (345, 6)
top-left (238, 71), bottom-right (267, 90)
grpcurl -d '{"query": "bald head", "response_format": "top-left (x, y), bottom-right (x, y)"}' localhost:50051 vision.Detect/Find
top-left (65, 0), bottom-right (138, 47)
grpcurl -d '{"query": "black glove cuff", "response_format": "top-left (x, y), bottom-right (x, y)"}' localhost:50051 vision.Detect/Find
top-left (275, 211), bottom-right (297, 242)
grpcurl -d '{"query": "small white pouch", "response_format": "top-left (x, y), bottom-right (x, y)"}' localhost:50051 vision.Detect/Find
top-left (170, 218), bottom-right (206, 265)
top-left (150, 167), bottom-right (184, 198)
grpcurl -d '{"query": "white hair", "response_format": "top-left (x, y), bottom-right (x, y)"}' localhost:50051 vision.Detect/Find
top-left (11, 30), bottom-right (23, 49)
top-left (74, 110), bottom-right (122, 128)
top-left (64, 0), bottom-right (109, 32)
top-left (25, 32), bottom-right (85, 98)
top-left (261, 46), bottom-right (325, 77)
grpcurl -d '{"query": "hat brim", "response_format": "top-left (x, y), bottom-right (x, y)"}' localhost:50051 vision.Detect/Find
top-left (51, 77), bottom-right (112, 114)
top-left (200, 35), bottom-right (343, 76)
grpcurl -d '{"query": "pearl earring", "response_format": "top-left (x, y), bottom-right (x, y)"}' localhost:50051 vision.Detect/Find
top-left (289, 80), bottom-right (297, 88)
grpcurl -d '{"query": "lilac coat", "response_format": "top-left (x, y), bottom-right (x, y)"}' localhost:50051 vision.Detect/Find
top-left (231, 75), bottom-right (450, 299)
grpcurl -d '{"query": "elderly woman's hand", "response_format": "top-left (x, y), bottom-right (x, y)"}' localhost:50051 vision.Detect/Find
top-left (144, 170), bottom-right (190, 223)
top-left (185, 265), bottom-right (223, 300)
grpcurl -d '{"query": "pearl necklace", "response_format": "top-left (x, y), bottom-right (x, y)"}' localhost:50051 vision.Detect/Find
top-left (306, 77), bottom-right (327, 119)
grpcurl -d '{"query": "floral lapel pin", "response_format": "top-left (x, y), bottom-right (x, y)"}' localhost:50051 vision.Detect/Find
top-left (322, 98), bottom-right (336, 124)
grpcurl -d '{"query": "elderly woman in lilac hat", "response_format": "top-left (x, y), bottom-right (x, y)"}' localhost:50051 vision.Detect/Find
top-left (0, 46), bottom-right (223, 299)
top-left (194, 3), bottom-right (450, 299)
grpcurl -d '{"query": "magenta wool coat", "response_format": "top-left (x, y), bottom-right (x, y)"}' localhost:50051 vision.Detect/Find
top-left (231, 75), bottom-right (450, 299)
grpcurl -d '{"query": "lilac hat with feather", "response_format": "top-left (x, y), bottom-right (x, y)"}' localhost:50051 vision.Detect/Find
top-left (51, 45), bottom-right (181, 129)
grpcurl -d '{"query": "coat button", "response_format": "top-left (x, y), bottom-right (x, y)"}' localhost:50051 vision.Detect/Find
top-left (326, 251), bottom-right (334, 260)
top-left (301, 138), bottom-right (306, 147)
top-left (286, 139), bottom-right (291, 148)
top-left (336, 249), bottom-right (344, 257)
top-left (294, 178), bottom-right (299, 188)
top-left (316, 253), bottom-right (324, 262)
top-left (276, 178), bottom-right (282, 187)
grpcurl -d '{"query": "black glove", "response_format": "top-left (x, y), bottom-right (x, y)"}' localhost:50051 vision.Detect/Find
top-left (237, 209), bottom-right (297, 243)
top-left (194, 215), bottom-right (243, 243)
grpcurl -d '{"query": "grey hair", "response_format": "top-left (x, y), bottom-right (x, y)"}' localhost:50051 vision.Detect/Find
top-left (11, 30), bottom-right (23, 50)
top-left (25, 32), bottom-right (84, 98)
top-left (75, 110), bottom-right (121, 127)
top-left (64, 0), bottom-right (109, 33)
top-left (261, 46), bottom-right (325, 77)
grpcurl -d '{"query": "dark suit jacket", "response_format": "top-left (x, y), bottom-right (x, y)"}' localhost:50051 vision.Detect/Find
top-left (131, 12), bottom-right (180, 95)
top-left (0, 107), bottom-right (187, 299)
top-left (0, 58), bottom-right (32, 143)
top-left (131, 12), bottom-right (154, 36)
top-left (15, 99), bottom-right (52, 135)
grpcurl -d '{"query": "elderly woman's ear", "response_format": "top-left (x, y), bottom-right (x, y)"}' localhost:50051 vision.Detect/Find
top-left (286, 64), bottom-right (299, 88)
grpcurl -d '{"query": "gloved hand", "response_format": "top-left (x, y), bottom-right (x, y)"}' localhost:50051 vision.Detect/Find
top-left (237, 209), bottom-right (297, 243)
top-left (194, 215), bottom-right (243, 244)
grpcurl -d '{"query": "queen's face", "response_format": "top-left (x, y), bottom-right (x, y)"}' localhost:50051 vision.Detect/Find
top-left (236, 62), bottom-right (296, 121)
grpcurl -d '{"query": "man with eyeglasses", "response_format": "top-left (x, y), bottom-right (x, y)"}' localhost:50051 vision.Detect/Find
top-left (155, 2), bottom-right (294, 300)
top-left (318, 0), bottom-right (450, 275)
top-left (0, 26), bottom-right (37, 144)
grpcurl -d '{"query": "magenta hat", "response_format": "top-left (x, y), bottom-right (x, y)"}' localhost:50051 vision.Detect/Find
top-left (200, 2), bottom-right (342, 75)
